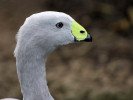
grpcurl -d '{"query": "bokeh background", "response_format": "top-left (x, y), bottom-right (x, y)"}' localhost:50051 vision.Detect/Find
top-left (0, 0), bottom-right (133, 100)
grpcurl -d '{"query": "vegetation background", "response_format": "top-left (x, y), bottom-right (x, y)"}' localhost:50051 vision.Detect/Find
top-left (0, 0), bottom-right (133, 100)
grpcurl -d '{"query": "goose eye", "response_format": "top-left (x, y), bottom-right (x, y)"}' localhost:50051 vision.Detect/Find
top-left (56, 22), bottom-right (63, 28)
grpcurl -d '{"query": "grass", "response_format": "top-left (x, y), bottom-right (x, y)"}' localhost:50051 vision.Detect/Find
top-left (51, 86), bottom-right (133, 100)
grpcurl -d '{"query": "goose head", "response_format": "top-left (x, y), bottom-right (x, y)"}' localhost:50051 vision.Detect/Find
top-left (15, 11), bottom-right (92, 57)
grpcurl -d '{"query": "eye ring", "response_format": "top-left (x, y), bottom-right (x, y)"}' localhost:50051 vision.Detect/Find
top-left (56, 22), bottom-right (63, 28)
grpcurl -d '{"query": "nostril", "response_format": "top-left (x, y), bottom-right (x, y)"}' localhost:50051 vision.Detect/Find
top-left (80, 30), bottom-right (85, 34)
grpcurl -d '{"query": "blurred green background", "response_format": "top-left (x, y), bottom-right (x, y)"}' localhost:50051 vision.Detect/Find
top-left (0, 0), bottom-right (133, 100)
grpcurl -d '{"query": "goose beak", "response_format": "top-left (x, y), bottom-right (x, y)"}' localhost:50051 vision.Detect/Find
top-left (74, 34), bottom-right (92, 42)
top-left (71, 21), bottom-right (92, 42)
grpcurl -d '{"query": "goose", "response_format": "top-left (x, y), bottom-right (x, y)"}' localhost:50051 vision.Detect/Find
top-left (1, 11), bottom-right (92, 100)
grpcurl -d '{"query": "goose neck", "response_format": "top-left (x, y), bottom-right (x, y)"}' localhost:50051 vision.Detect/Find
top-left (16, 53), bottom-right (53, 100)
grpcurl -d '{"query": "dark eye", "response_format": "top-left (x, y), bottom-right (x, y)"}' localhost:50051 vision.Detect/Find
top-left (56, 22), bottom-right (63, 28)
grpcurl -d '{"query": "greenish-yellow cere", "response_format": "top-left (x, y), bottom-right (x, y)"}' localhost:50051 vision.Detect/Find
top-left (71, 21), bottom-right (87, 41)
